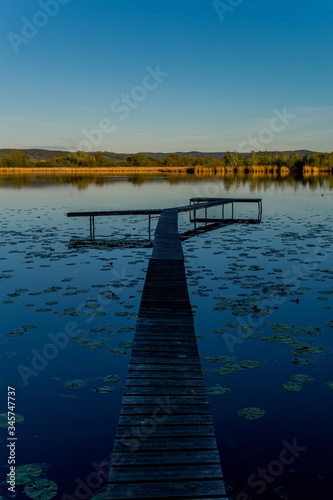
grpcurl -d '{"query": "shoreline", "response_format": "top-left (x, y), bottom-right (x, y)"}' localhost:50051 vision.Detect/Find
top-left (0, 165), bottom-right (330, 176)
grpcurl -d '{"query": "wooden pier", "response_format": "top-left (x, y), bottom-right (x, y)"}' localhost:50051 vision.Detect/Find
top-left (66, 198), bottom-right (262, 499)
top-left (106, 207), bottom-right (229, 500)
top-left (67, 197), bottom-right (262, 242)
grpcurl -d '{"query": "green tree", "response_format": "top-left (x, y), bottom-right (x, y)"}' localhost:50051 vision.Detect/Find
top-left (223, 151), bottom-right (234, 167)
top-left (6, 150), bottom-right (32, 168)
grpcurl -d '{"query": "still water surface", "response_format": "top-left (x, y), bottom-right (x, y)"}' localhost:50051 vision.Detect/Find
top-left (0, 174), bottom-right (332, 500)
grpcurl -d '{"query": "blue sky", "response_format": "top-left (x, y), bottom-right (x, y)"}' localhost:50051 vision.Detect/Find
top-left (1, 0), bottom-right (332, 153)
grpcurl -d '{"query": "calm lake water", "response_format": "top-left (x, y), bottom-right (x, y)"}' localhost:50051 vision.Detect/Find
top-left (0, 174), bottom-right (332, 500)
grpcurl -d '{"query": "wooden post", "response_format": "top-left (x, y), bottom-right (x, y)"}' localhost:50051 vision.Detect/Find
top-left (205, 207), bottom-right (207, 225)
top-left (232, 203), bottom-right (234, 219)
top-left (148, 214), bottom-right (151, 240)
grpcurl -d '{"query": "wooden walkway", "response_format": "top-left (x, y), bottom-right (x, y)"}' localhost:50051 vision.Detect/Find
top-left (107, 208), bottom-right (228, 499)
top-left (67, 197), bottom-right (262, 240)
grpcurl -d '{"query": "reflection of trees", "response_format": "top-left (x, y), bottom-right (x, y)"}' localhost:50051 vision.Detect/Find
top-left (0, 172), bottom-right (332, 190)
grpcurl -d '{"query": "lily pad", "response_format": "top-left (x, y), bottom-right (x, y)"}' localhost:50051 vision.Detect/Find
top-left (91, 493), bottom-right (107, 500)
top-left (116, 327), bottom-right (134, 334)
top-left (0, 413), bottom-right (24, 427)
top-left (327, 382), bottom-right (333, 389)
top-left (81, 341), bottom-right (105, 350)
top-left (213, 328), bottom-right (227, 334)
top-left (283, 381), bottom-right (302, 392)
top-left (207, 386), bottom-right (230, 395)
top-left (240, 360), bottom-right (260, 369)
top-left (15, 465), bottom-right (42, 485)
top-left (107, 348), bottom-right (127, 356)
top-left (118, 342), bottom-right (132, 349)
top-left (238, 407), bottom-right (266, 420)
top-left (204, 356), bottom-right (235, 364)
top-left (24, 478), bottom-right (58, 499)
top-left (226, 322), bottom-right (253, 331)
top-left (64, 379), bottom-right (87, 390)
top-left (292, 358), bottom-right (309, 365)
top-left (88, 311), bottom-right (106, 317)
top-left (70, 336), bottom-right (90, 344)
top-left (103, 375), bottom-right (121, 383)
top-left (213, 366), bottom-right (237, 375)
top-left (291, 374), bottom-right (313, 383)
top-left (92, 385), bottom-right (114, 393)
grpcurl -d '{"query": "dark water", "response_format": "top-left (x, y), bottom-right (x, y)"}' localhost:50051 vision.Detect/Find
top-left (0, 174), bottom-right (332, 500)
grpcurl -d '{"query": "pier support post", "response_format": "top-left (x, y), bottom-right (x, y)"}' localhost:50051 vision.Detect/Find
top-left (89, 216), bottom-right (95, 239)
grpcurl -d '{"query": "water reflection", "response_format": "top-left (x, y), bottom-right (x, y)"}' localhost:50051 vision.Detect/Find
top-left (0, 172), bottom-right (332, 190)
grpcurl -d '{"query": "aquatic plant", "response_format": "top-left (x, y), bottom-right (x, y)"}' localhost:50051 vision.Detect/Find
top-left (283, 381), bottom-right (302, 392)
top-left (103, 375), bottom-right (121, 383)
top-left (24, 479), bottom-right (57, 499)
top-left (207, 386), bottom-right (230, 395)
top-left (64, 379), bottom-right (87, 390)
top-left (92, 385), bottom-right (114, 393)
top-left (0, 413), bottom-right (24, 427)
top-left (238, 407), bottom-right (266, 419)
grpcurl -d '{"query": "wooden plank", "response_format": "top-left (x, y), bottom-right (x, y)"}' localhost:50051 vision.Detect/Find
top-left (116, 425), bottom-right (216, 438)
top-left (122, 395), bottom-right (209, 405)
top-left (111, 449), bottom-right (221, 466)
top-left (118, 414), bottom-right (214, 427)
top-left (129, 357), bottom-right (201, 365)
top-left (130, 353), bottom-right (200, 360)
top-left (113, 437), bottom-right (219, 453)
top-left (67, 209), bottom-right (162, 217)
top-left (119, 405), bottom-right (211, 416)
top-left (126, 378), bottom-right (205, 386)
top-left (132, 340), bottom-right (198, 349)
top-left (133, 335), bottom-right (196, 342)
top-left (124, 387), bottom-right (207, 396)
top-left (130, 347), bottom-right (198, 355)
top-left (107, 480), bottom-right (227, 499)
top-left (127, 369), bottom-right (203, 377)
top-left (109, 465), bottom-right (223, 483)
top-left (130, 348), bottom-right (198, 355)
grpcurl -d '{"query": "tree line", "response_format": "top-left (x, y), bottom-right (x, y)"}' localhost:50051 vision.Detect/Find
top-left (1, 150), bottom-right (333, 171)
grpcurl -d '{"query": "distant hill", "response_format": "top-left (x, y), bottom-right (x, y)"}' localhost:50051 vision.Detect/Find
top-left (0, 148), bottom-right (316, 161)
top-left (138, 150), bottom-right (315, 160)
top-left (0, 149), bottom-right (129, 162)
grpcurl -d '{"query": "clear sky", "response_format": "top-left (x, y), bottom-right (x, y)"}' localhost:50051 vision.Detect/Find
top-left (1, 0), bottom-right (332, 153)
